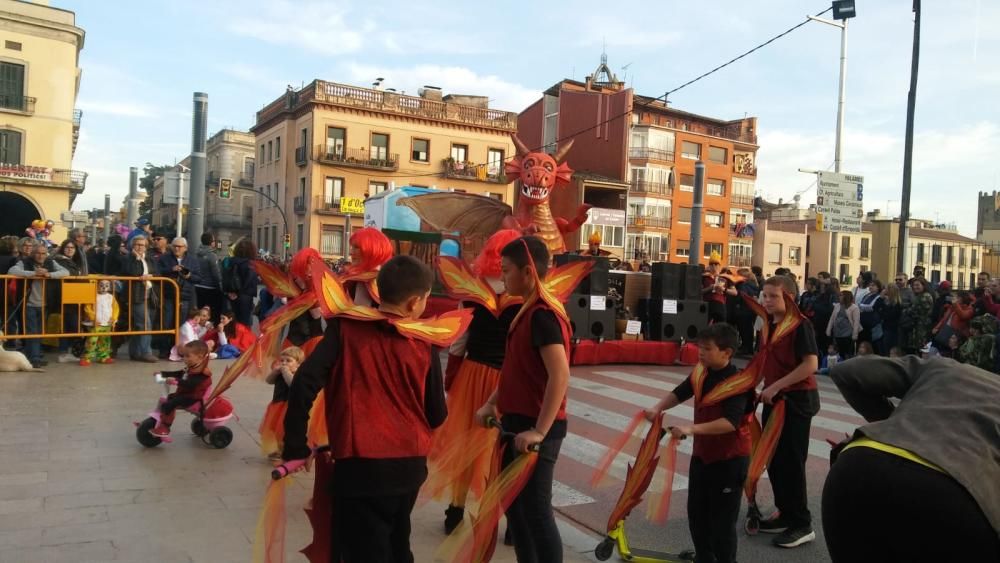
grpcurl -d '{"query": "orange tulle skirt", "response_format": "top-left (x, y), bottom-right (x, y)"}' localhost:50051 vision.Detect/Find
top-left (259, 400), bottom-right (288, 455)
top-left (426, 358), bottom-right (501, 507)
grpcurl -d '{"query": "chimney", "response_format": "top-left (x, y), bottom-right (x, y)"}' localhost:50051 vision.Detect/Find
top-left (418, 85), bottom-right (442, 101)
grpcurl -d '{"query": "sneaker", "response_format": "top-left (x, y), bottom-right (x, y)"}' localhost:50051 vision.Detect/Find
top-left (758, 514), bottom-right (788, 534)
top-left (99, 358), bottom-right (115, 364)
top-left (773, 526), bottom-right (816, 548)
top-left (79, 359), bottom-right (91, 366)
top-left (150, 424), bottom-right (171, 438)
top-left (30, 360), bottom-right (47, 368)
top-left (137, 355), bottom-right (158, 363)
top-left (444, 504), bottom-right (464, 534)
top-left (58, 353), bottom-right (78, 363)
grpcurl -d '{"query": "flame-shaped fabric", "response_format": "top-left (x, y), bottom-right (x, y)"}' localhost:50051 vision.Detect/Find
top-left (311, 261), bottom-right (384, 321)
top-left (392, 309), bottom-right (474, 348)
top-left (422, 424), bottom-right (500, 502)
top-left (745, 400), bottom-right (786, 499)
top-left (509, 255), bottom-right (594, 331)
top-left (252, 260), bottom-right (301, 298)
top-left (602, 411), bottom-right (665, 532)
top-left (647, 436), bottom-right (680, 524)
top-left (260, 293), bottom-right (317, 334)
top-left (591, 410), bottom-right (645, 489)
top-left (205, 338), bottom-right (260, 404)
top-left (252, 478), bottom-right (288, 563)
top-left (339, 270), bottom-right (380, 303)
top-left (436, 256), bottom-right (499, 314)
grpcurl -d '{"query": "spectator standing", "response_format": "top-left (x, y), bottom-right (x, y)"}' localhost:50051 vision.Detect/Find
top-left (894, 272), bottom-right (915, 307)
top-left (812, 277), bottom-right (838, 355)
top-left (0, 237), bottom-right (19, 341)
top-left (157, 237), bottom-right (201, 358)
top-left (874, 284), bottom-right (903, 355)
top-left (223, 238), bottom-right (259, 327)
top-left (86, 237), bottom-right (105, 275)
top-left (857, 279), bottom-right (884, 349)
top-left (827, 290), bottom-right (861, 358)
top-left (52, 239), bottom-right (84, 361)
top-left (194, 232), bottom-right (223, 324)
top-left (852, 271), bottom-right (872, 305)
top-left (932, 290), bottom-right (974, 347)
top-left (931, 280), bottom-right (953, 327)
top-left (68, 228), bottom-right (88, 275)
top-left (122, 236), bottom-right (159, 363)
top-left (8, 242), bottom-right (69, 367)
top-left (901, 278), bottom-right (934, 354)
top-left (734, 267), bottom-right (760, 355)
top-left (126, 217), bottom-right (152, 249)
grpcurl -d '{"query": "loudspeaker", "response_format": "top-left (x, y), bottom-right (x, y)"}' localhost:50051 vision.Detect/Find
top-left (564, 293), bottom-right (592, 339)
top-left (648, 299), bottom-right (708, 341)
top-left (651, 262), bottom-right (684, 300)
top-left (683, 264), bottom-right (704, 300)
top-left (554, 254), bottom-right (610, 295)
top-left (588, 307), bottom-right (616, 340)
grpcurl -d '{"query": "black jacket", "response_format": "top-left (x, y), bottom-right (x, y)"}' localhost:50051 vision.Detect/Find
top-left (157, 252), bottom-right (202, 304)
top-left (122, 253), bottom-right (160, 305)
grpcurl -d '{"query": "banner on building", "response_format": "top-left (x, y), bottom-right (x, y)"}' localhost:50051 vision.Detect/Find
top-left (0, 164), bottom-right (52, 182)
top-left (340, 197), bottom-right (365, 214)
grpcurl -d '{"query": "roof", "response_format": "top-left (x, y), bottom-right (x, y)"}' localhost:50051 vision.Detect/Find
top-left (910, 227), bottom-right (980, 244)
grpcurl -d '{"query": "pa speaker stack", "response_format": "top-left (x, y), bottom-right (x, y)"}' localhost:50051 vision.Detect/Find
top-left (648, 262), bottom-right (708, 341)
top-left (554, 254), bottom-right (614, 340)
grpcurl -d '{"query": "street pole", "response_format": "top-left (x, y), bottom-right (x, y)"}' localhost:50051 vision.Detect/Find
top-left (188, 92), bottom-right (208, 245)
top-left (126, 167), bottom-right (139, 226)
top-left (688, 161), bottom-right (705, 265)
top-left (896, 0), bottom-right (920, 275)
top-left (102, 194), bottom-right (111, 242)
top-left (834, 19), bottom-right (847, 172)
top-left (176, 173), bottom-right (184, 239)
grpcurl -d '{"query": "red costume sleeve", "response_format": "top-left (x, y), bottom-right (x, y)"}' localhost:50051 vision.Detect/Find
top-left (232, 322), bottom-right (257, 352)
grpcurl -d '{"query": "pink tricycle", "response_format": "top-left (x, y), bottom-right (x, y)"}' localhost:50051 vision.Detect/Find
top-left (134, 372), bottom-right (236, 449)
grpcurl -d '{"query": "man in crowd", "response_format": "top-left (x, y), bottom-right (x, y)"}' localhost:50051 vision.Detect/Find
top-left (8, 242), bottom-right (69, 368)
top-left (194, 232), bottom-right (223, 324)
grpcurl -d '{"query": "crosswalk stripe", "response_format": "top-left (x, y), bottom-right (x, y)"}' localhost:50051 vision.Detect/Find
top-left (552, 480), bottom-right (596, 507)
top-left (560, 430), bottom-right (690, 491)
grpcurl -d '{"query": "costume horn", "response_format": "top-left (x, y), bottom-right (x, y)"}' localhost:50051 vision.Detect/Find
top-left (553, 139), bottom-right (575, 162)
top-left (510, 134), bottom-right (530, 156)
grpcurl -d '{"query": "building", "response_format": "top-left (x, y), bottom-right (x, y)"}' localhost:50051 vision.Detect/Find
top-left (148, 129), bottom-right (256, 247)
top-left (250, 80), bottom-right (517, 258)
top-left (0, 0), bottom-right (85, 239)
top-left (976, 191), bottom-right (1000, 246)
top-left (752, 219), bottom-right (807, 282)
top-left (764, 216), bottom-right (873, 285)
top-left (868, 215), bottom-right (987, 288)
top-left (517, 56), bottom-right (759, 266)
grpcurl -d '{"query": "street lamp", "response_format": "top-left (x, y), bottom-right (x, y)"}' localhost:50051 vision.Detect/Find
top-left (809, 0), bottom-right (857, 173)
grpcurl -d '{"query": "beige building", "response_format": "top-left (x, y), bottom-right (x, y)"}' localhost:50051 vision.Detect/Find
top-left (868, 217), bottom-right (987, 289)
top-left (251, 81), bottom-right (517, 258)
top-left (149, 129), bottom-right (256, 247)
top-left (751, 219), bottom-right (807, 282)
top-left (765, 218), bottom-right (873, 284)
top-left (0, 0), bottom-right (85, 240)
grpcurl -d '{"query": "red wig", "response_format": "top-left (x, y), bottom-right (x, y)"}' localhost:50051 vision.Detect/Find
top-left (289, 248), bottom-right (322, 285)
top-left (347, 227), bottom-right (394, 274)
top-left (473, 229), bottom-right (521, 278)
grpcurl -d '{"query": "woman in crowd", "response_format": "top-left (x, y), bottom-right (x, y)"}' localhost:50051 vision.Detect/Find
top-left (828, 290), bottom-right (861, 358)
top-left (901, 278), bottom-right (934, 354)
top-left (875, 283), bottom-right (903, 355)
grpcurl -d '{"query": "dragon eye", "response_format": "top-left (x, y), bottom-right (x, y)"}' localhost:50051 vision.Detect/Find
top-left (524, 160), bottom-right (533, 169)
top-left (543, 162), bottom-right (553, 172)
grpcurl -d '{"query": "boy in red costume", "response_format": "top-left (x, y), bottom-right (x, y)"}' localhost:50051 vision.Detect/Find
top-left (282, 255), bottom-right (447, 562)
top-left (645, 323), bottom-right (752, 563)
top-left (150, 340), bottom-right (213, 438)
top-left (476, 236), bottom-right (571, 562)
top-left (756, 275), bottom-right (821, 548)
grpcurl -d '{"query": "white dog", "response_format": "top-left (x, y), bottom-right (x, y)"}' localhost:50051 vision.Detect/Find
top-left (0, 332), bottom-right (44, 372)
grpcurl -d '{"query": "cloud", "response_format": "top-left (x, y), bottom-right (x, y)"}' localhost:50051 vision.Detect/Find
top-left (574, 15), bottom-right (681, 49)
top-left (226, 1), bottom-right (371, 56)
top-left (76, 100), bottom-right (160, 118)
top-left (217, 62), bottom-right (290, 93)
top-left (343, 63), bottom-right (540, 113)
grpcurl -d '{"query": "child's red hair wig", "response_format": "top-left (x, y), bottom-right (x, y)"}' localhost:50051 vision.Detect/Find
top-left (289, 248), bottom-right (322, 283)
top-left (347, 227), bottom-right (394, 274)
top-left (473, 229), bottom-right (521, 278)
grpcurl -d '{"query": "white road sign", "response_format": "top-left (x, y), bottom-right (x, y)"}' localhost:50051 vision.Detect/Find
top-left (815, 171), bottom-right (864, 233)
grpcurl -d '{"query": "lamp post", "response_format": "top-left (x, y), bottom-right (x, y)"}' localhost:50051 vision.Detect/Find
top-left (809, 0), bottom-right (856, 173)
top-left (896, 0), bottom-right (921, 275)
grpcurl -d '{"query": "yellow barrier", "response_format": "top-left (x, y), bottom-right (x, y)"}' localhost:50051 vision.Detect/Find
top-left (0, 275), bottom-right (182, 341)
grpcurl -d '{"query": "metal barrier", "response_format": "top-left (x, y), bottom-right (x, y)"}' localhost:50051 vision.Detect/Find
top-left (0, 275), bottom-right (181, 340)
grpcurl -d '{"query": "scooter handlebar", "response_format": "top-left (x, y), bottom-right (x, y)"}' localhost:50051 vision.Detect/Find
top-left (485, 416), bottom-right (541, 453)
top-left (271, 458), bottom-right (307, 480)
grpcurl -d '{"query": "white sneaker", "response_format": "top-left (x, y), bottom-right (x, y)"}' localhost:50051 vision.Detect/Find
top-left (209, 352), bottom-right (218, 360)
top-left (58, 353), bottom-right (78, 363)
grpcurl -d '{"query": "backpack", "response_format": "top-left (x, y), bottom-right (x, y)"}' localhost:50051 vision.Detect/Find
top-left (221, 257), bottom-right (242, 293)
top-left (833, 308), bottom-right (853, 337)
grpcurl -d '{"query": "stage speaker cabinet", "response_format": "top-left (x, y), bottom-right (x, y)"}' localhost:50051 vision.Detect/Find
top-left (683, 264), bottom-right (704, 300)
top-left (565, 293), bottom-right (592, 339)
top-left (650, 262), bottom-right (684, 300)
top-left (648, 298), bottom-right (709, 341)
top-left (564, 292), bottom-right (615, 341)
top-left (554, 254), bottom-right (610, 295)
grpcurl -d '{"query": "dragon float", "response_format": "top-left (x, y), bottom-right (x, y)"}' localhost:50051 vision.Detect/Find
top-left (398, 134), bottom-right (591, 258)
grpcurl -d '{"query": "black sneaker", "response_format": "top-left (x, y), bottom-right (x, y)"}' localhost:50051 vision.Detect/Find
top-left (773, 526), bottom-right (816, 548)
top-left (444, 504), bottom-right (464, 534)
top-left (31, 360), bottom-right (48, 368)
top-left (757, 514), bottom-right (788, 534)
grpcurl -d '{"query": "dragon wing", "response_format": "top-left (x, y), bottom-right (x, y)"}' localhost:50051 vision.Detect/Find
top-left (436, 256), bottom-right (498, 315)
top-left (396, 192), bottom-right (513, 237)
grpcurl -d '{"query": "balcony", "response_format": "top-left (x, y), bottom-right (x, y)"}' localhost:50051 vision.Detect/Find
top-left (0, 95), bottom-right (35, 114)
top-left (628, 147), bottom-right (674, 162)
top-left (0, 164), bottom-right (87, 192)
top-left (731, 194), bottom-right (754, 207)
top-left (314, 195), bottom-right (344, 215)
top-left (239, 171), bottom-right (254, 187)
top-left (730, 223), bottom-right (754, 238)
top-left (295, 146), bottom-right (308, 166)
top-left (316, 145), bottom-right (399, 172)
top-left (442, 159), bottom-right (507, 183)
top-left (628, 216), bottom-right (671, 229)
top-left (293, 196), bottom-right (307, 215)
top-left (72, 109), bottom-right (82, 155)
top-left (629, 180), bottom-right (673, 197)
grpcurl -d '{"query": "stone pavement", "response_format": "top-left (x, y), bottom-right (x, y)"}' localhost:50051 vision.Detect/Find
top-left (0, 356), bottom-right (597, 562)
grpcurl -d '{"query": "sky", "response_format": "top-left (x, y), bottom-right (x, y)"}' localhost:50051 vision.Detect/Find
top-left (62, 0), bottom-right (998, 237)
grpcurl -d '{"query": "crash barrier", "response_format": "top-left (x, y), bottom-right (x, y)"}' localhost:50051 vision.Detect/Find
top-left (0, 275), bottom-right (181, 341)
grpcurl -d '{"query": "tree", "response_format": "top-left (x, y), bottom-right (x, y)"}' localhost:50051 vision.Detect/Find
top-left (137, 162), bottom-right (168, 218)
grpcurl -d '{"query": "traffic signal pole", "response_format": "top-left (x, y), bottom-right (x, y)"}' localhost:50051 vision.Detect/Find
top-left (221, 184), bottom-right (289, 259)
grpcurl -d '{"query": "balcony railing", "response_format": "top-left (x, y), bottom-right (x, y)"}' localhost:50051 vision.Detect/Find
top-left (293, 196), bottom-right (307, 214)
top-left (628, 147), bottom-right (674, 161)
top-left (316, 145), bottom-right (399, 171)
top-left (731, 194), bottom-right (754, 206)
top-left (442, 160), bottom-right (506, 183)
top-left (0, 164), bottom-right (87, 192)
top-left (629, 180), bottom-right (673, 197)
top-left (315, 195), bottom-right (344, 215)
top-left (73, 109), bottom-right (82, 127)
top-left (295, 146), bottom-right (308, 166)
top-left (0, 95), bottom-right (35, 113)
top-left (628, 216), bottom-right (671, 229)
top-left (730, 223), bottom-right (754, 238)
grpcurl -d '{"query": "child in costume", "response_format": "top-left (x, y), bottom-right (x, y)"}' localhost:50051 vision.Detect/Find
top-left (341, 227), bottom-right (393, 307)
top-left (170, 307), bottom-right (214, 361)
top-left (259, 345), bottom-right (304, 459)
top-left (645, 323), bottom-right (753, 563)
top-left (756, 275), bottom-right (821, 548)
top-left (703, 251), bottom-right (738, 324)
top-left (80, 279), bottom-right (119, 366)
top-left (150, 340), bottom-right (213, 438)
top-left (475, 236), bottom-right (572, 562)
top-left (431, 229), bottom-right (522, 534)
top-left (282, 256), bottom-right (449, 562)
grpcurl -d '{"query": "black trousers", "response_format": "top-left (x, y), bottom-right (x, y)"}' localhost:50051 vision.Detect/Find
top-left (834, 336), bottom-right (855, 358)
top-left (502, 416), bottom-right (564, 563)
top-left (707, 301), bottom-right (727, 325)
top-left (762, 403), bottom-right (813, 529)
top-left (688, 456), bottom-right (748, 563)
top-left (331, 490), bottom-right (419, 563)
top-left (195, 287), bottom-right (223, 323)
top-left (823, 446), bottom-right (999, 563)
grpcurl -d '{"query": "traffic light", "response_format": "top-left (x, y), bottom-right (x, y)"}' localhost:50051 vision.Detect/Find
top-left (283, 233), bottom-right (291, 248)
top-left (219, 178), bottom-right (232, 199)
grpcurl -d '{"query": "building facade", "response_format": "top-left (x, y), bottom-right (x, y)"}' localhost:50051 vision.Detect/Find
top-left (250, 81), bottom-right (517, 258)
top-left (149, 129), bottom-right (256, 247)
top-left (764, 217), bottom-right (873, 284)
top-left (752, 219), bottom-right (807, 282)
top-left (976, 191), bottom-right (1000, 246)
top-left (517, 59), bottom-right (758, 267)
top-left (868, 217), bottom-right (987, 288)
top-left (0, 0), bottom-right (85, 239)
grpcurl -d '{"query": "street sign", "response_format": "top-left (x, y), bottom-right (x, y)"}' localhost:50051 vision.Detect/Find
top-left (60, 211), bottom-right (89, 223)
top-left (163, 171), bottom-right (189, 204)
top-left (815, 171), bottom-right (864, 233)
top-left (340, 197), bottom-right (365, 214)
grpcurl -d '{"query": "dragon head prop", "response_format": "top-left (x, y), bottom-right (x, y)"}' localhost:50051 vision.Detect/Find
top-left (504, 134), bottom-right (574, 206)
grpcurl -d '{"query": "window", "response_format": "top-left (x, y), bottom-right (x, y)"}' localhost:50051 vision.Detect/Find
top-left (678, 207), bottom-right (692, 223)
top-left (971, 273), bottom-right (977, 289)
top-left (959, 248), bottom-right (967, 267)
top-left (946, 270), bottom-right (953, 282)
top-left (680, 174), bottom-right (694, 192)
top-left (300, 128), bottom-right (308, 149)
top-left (321, 226), bottom-right (344, 255)
top-left (946, 246), bottom-right (954, 266)
top-left (243, 156), bottom-right (255, 178)
top-left (324, 177), bottom-right (343, 206)
top-left (369, 181), bottom-right (388, 196)
top-left (768, 243), bottom-right (782, 264)
top-left (296, 224), bottom-right (304, 251)
top-left (257, 187), bottom-right (263, 210)
top-left (705, 211), bottom-right (724, 228)
top-left (274, 137), bottom-right (281, 159)
top-left (411, 138), bottom-right (429, 162)
top-left (487, 148), bottom-right (505, 175)
top-left (581, 224), bottom-right (625, 248)
top-left (703, 243), bottom-right (723, 259)
top-left (263, 226), bottom-right (269, 252)
top-left (326, 127), bottom-right (346, 157)
top-left (298, 177), bottom-right (306, 201)
top-left (707, 179), bottom-right (725, 196)
top-left (806, 235), bottom-right (811, 257)
top-left (931, 269), bottom-right (941, 284)
top-left (789, 246), bottom-right (802, 265)
top-left (839, 263), bottom-right (850, 283)
top-left (972, 249), bottom-right (979, 268)
top-left (0, 129), bottom-right (22, 163)
top-left (730, 207), bottom-right (752, 225)
top-left (708, 146), bottom-right (727, 164)
top-left (0, 62), bottom-right (25, 111)
top-left (676, 241), bottom-right (690, 258)
top-left (371, 133), bottom-right (389, 160)
top-left (681, 141), bottom-right (701, 160)
top-left (256, 227), bottom-right (262, 249)
top-left (860, 238), bottom-right (870, 259)
top-left (861, 265), bottom-right (869, 273)
top-left (267, 141), bottom-right (273, 162)
top-left (274, 182), bottom-right (281, 207)
top-left (271, 226), bottom-right (278, 254)
top-left (840, 236), bottom-right (851, 258)
top-left (451, 144), bottom-right (468, 163)
top-left (931, 244), bottom-right (942, 264)
top-left (917, 243), bottom-right (925, 263)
